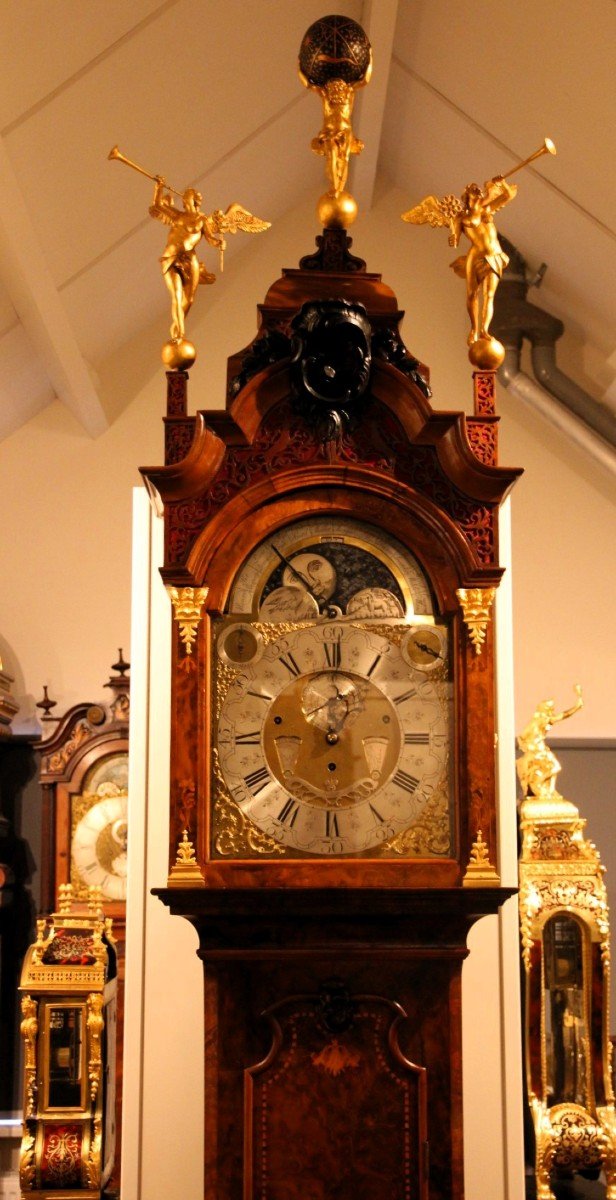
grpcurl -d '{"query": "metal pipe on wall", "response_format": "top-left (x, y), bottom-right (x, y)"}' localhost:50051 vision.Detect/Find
top-left (499, 346), bottom-right (616, 478)
top-left (492, 237), bottom-right (616, 465)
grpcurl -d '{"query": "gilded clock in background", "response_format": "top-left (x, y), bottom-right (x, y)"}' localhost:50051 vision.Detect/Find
top-left (213, 516), bottom-right (454, 860)
top-left (70, 752), bottom-right (128, 902)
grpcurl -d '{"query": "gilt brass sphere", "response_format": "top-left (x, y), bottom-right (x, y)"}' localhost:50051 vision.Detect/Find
top-left (317, 190), bottom-right (358, 230)
top-left (161, 338), bottom-right (197, 372)
top-left (299, 15), bottom-right (371, 88)
top-left (468, 336), bottom-right (505, 372)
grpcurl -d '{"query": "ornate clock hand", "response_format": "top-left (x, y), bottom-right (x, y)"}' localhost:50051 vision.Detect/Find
top-left (305, 696), bottom-right (334, 719)
top-left (270, 544), bottom-right (326, 606)
top-left (415, 638), bottom-right (441, 660)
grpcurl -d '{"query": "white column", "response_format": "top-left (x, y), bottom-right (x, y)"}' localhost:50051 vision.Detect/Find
top-left (122, 488), bottom-right (203, 1200)
top-left (463, 498), bottom-right (525, 1198)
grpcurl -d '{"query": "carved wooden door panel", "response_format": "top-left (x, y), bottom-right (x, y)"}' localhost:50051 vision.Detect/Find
top-left (245, 990), bottom-right (427, 1200)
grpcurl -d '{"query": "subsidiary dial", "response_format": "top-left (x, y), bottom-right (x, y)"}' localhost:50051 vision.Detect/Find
top-left (402, 625), bottom-right (447, 672)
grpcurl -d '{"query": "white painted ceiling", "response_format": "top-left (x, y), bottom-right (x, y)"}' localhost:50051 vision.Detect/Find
top-left (1, 0), bottom-right (614, 443)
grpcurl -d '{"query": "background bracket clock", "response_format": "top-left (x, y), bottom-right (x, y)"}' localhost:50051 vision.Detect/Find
top-left (142, 210), bottom-right (522, 1194)
top-left (36, 652), bottom-right (130, 1195)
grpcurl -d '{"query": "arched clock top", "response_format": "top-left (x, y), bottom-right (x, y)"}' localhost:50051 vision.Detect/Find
top-left (142, 366), bottom-right (520, 586)
top-left (184, 482), bottom-right (500, 614)
top-left (144, 361), bottom-right (519, 509)
top-left (259, 265), bottom-right (401, 316)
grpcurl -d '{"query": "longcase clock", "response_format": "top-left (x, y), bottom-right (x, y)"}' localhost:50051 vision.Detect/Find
top-left (142, 224), bottom-right (522, 1198)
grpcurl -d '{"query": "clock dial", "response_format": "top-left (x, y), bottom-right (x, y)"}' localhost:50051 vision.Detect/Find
top-left (228, 516), bottom-right (434, 619)
top-left (218, 622), bottom-right (264, 666)
top-left (71, 788), bottom-right (128, 901)
top-left (214, 620), bottom-right (452, 858)
top-left (402, 625), bottom-right (447, 672)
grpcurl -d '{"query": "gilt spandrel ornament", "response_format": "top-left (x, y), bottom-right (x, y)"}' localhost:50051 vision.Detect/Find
top-left (402, 138), bottom-right (556, 371)
top-left (299, 15), bottom-right (372, 231)
top-left (108, 146), bottom-right (270, 372)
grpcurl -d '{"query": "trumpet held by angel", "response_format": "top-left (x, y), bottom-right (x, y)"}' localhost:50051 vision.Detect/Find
top-left (402, 138), bottom-right (555, 363)
top-left (149, 179), bottom-right (270, 342)
top-left (108, 145), bottom-right (270, 351)
top-left (403, 175), bottom-right (516, 349)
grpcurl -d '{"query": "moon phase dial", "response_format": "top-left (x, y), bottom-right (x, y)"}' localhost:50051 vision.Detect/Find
top-left (228, 516), bottom-right (435, 619)
top-left (214, 619), bottom-right (452, 858)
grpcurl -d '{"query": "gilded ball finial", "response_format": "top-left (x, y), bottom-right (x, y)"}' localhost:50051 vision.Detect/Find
top-left (468, 336), bottom-right (505, 372)
top-left (162, 338), bottom-right (197, 372)
top-left (317, 191), bottom-right (358, 230)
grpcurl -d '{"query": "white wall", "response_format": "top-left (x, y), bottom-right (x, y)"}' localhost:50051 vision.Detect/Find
top-left (122, 490), bottom-right (203, 1200)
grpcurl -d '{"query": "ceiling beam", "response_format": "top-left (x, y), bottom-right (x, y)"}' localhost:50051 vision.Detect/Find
top-left (0, 138), bottom-right (107, 437)
top-left (351, 0), bottom-right (399, 213)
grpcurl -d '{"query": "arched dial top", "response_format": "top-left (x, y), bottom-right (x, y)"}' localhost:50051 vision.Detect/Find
top-left (227, 516), bottom-right (434, 621)
top-left (213, 517), bottom-right (453, 860)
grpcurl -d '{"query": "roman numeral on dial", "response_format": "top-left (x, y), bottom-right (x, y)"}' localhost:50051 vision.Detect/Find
top-left (394, 688), bottom-right (417, 706)
top-left (236, 729), bottom-right (261, 745)
top-left (278, 652), bottom-right (301, 677)
top-left (366, 654), bottom-right (382, 678)
top-left (324, 637), bottom-right (342, 669)
top-left (244, 766), bottom-right (271, 794)
top-left (393, 769), bottom-right (420, 794)
top-left (404, 732), bottom-right (430, 745)
top-left (277, 798), bottom-right (300, 827)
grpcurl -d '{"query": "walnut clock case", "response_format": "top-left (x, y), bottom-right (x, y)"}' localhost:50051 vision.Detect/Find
top-left (143, 230), bottom-right (522, 1200)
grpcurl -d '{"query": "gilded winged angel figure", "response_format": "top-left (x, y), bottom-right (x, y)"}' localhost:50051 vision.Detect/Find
top-left (150, 178), bottom-right (270, 341)
top-left (402, 174), bottom-right (517, 347)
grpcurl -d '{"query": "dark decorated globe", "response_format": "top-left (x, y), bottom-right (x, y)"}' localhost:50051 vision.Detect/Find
top-left (299, 15), bottom-right (371, 87)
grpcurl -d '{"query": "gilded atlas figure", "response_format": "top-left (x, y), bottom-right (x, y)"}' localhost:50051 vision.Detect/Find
top-left (298, 14), bottom-right (372, 230)
top-left (109, 146), bottom-right (270, 371)
top-left (516, 683), bottom-right (582, 800)
top-left (402, 138), bottom-right (556, 370)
